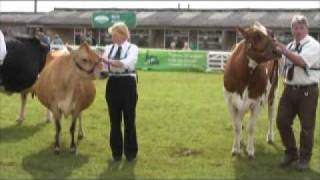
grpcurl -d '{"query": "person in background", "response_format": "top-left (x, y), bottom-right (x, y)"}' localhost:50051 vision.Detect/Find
top-left (44, 31), bottom-right (51, 45)
top-left (170, 41), bottom-right (176, 50)
top-left (137, 34), bottom-right (148, 47)
top-left (85, 31), bottom-right (93, 45)
top-left (51, 34), bottom-right (64, 45)
top-left (101, 22), bottom-right (139, 162)
top-left (182, 41), bottom-right (191, 50)
top-left (75, 32), bottom-right (83, 45)
top-left (51, 34), bottom-right (64, 50)
top-left (36, 29), bottom-right (51, 49)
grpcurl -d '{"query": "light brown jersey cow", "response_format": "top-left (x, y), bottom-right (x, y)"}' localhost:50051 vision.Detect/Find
top-left (33, 43), bottom-right (108, 154)
top-left (224, 22), bottom-right (282, 159)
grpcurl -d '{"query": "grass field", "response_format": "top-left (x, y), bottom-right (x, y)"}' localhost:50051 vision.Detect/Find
top-left (0, 71), bottom-right (319, 180)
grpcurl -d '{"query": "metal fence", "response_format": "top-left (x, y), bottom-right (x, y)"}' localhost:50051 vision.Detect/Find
top-left (206, 51), bottom-right (231, 71)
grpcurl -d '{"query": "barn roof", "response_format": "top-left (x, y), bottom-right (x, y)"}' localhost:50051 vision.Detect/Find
top-left (1, 8), bottom-right (319, 29)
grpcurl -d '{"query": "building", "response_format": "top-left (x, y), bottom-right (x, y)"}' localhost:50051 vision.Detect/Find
top-left (1, 8), bottom-right (319, 50)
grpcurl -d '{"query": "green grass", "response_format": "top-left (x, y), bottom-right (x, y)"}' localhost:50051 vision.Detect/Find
top-left (0, 71), bottom-right (319, 180)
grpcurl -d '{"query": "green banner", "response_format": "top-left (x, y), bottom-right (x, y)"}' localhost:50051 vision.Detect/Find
top-left (137, 49), bottom-right (207, 72)
top-left (91, 11), bottom-right (136, 28)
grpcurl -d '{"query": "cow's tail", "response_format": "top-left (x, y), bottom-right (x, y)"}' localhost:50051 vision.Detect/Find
top-left (30, 78), bottom-right (39, 99)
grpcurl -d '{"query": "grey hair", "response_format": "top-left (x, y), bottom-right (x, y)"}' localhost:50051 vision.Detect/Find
top-left (291, 14), bottom-right (309, 28)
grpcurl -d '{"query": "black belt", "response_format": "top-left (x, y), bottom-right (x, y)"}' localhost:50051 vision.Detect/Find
top-left (286, 83), bottom-right (318, 89)
top-left (109, 70), bottom-right (135, 75)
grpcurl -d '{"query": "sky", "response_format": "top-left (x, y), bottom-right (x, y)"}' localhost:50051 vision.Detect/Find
top-left (0, 1), bottom-right (319, 12)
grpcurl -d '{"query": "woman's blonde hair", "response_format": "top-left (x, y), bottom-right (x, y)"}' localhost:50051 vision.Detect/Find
top-left (108, 22), bottom-right (130, 40)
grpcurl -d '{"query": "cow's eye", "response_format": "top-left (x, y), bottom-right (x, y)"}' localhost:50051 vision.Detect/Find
top-left (254, 33), bottom-right (261, 41)
top-left (82, 58), bottom-right (88, 63)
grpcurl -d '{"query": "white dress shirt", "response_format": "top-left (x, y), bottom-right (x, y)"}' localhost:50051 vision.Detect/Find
top-left (283, 35), bottom-right (320, 85)
top-left (0, 30), bottom-right (7, 64)
top-left (102, 40), bottom-right (138, 73)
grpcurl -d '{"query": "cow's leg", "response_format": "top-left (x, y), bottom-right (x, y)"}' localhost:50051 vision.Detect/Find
top-left (77, 113), bottom-right (84, 140)
top-left (17, 93), bottom-right (28, 124)
top-left (247, 103), bottom-right (261, 159)
top-left (228, 104), bottom-right (244, 156)
top-left (46, 109), bottom-right (52, 123)
top-left (70, 114), bottom-right (78, 154)
top-left (267, 101), bottom-right (275, 144)
top-left (232, 109), bottom-right (245, 156)
top-left (53, 111), bottom-right (62, 154)
top-left (225, 92), bottom-right (244, 156)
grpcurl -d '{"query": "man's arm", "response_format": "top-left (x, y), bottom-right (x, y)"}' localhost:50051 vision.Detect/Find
top-left (274, 41), bottom-right (306, 67)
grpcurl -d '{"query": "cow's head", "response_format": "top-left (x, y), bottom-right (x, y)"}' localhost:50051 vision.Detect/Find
top-left (236, 22), bottom-right (282, 63)
top-left (69, 43), bottom-right (108, 80)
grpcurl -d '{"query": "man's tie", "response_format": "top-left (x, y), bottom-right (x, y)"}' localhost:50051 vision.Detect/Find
top-left (114, 46), bottom-right (122, 60)
top-left (287, 42), bottom-right (301, 81)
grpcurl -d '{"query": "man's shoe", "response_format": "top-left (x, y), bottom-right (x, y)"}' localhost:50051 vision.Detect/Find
top-left (279, 153), bottom-right (298, 168)
top-left (296, 159), bottom-right (309, 172)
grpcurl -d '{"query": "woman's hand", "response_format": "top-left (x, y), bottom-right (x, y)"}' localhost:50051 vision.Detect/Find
top-left (107, 59), bottom-right (124, 68)
top-left (100, 57), bottom-right (124, 68)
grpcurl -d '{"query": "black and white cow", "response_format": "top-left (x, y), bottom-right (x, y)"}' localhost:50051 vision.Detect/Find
top-left (0, 34), bottom-right (50, 123)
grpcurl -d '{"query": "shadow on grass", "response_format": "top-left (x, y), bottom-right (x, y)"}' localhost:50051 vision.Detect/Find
top-left (98, 159), bottom-right (137, 180)
top-left (0, 122), bottom-right (47, 143)
top-left (22, 147), bottom-right (89, 180)
top-left (232, 142), bottom-right (320, 180)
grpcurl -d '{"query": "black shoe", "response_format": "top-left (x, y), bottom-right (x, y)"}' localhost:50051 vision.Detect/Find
top-left (0, 74), bottom-right (3, 86)
top-left (279, 153), bottom-right (298, 168)
top-left (296, 159), bottom-right (309, 172)
top-left (126, 156), bottom-right (136, 162)
top-left (113, 156), bottom-right (122, 162)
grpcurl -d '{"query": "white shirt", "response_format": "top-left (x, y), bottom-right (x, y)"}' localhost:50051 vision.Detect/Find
top-left (102, 40), bottom-right (138, 73)
top-left (283, 35), bottom-right (320, 85)
top-left (0, 30), bottom-right (7, 64)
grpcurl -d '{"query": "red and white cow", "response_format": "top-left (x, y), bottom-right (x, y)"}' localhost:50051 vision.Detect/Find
top-left (224, 22), bottom-right (281, 159)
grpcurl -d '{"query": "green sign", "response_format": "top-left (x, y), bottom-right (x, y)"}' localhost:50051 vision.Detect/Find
top-left (137, 49), bottom-right (208, 72)
top-left (91, 11), bottom-right (136, 28)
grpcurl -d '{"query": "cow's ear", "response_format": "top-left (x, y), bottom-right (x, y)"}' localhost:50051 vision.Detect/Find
top-left (78, 42), bottom-right (91, 53)
top-left (236, 26), bottom-right (248, 40)
top-left (66, 45), bottom-right (73, 53)
top-left (267, 29), bottom-right (275, 39)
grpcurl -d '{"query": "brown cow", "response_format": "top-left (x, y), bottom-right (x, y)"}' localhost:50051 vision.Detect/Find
top-left (33, 43), bottom-right (108, 154)
top-left (224, 22), bottom-right (281, 159)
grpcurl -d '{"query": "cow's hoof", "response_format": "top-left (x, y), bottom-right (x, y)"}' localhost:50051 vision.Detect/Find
top-left (16, 118), bottom-right (24, 124)
top-left (70, 147), bottom-right (77, 155)
top-left (78, 134), bottom-right (84, 140)
top-left (248, 154), bottom-right (255, 160)
top-left (267, 135), bottom-right (273, 144)
top-left (231, 151), bottom-right (240, 157)
top-left (267, 139), bottom-right (274, 144)
top-left (54, 147), bottom-right (60, 155)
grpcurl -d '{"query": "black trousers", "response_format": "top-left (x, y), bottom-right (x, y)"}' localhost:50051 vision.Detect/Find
top-left (106, 76), bottom-right (138, 159)
top-left (276, 84), bottom-right (319, 161)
